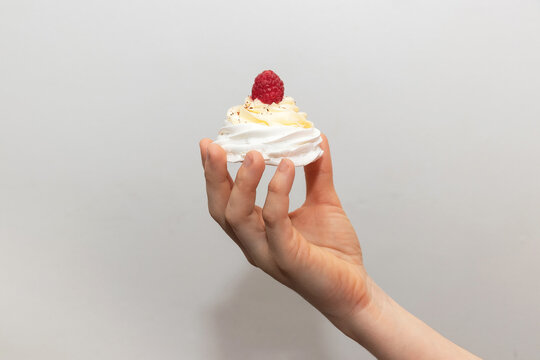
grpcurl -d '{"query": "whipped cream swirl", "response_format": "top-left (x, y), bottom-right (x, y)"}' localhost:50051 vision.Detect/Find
top-left (215, 96), bottom-right (323, 166)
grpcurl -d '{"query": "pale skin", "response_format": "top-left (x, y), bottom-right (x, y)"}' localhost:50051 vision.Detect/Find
top-left (199, 135), bottom-right (481, 360)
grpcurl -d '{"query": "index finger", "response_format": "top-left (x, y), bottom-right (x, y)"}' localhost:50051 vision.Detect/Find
top-left (200, 140), bottom-right (234, 224)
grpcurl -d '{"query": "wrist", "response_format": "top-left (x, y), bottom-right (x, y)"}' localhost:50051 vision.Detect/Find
top-left (327, 275), bottom-right (387, 343)
top-left (332, 276), bottom-right (480, 360)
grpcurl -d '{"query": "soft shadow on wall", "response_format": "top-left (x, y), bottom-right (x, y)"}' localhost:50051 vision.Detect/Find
top-left (207, 269), bottom-right (332, 360)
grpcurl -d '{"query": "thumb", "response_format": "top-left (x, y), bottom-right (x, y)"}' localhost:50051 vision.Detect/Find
top-left (304, 133), bottom-right (341, 206)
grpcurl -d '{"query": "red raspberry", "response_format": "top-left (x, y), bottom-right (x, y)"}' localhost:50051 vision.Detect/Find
top-left (251, 70), bottom-right (284, 104)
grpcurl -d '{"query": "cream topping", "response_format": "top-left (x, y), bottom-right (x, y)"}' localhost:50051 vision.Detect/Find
top-left (215, 96), bottom-right (323, 166)
top-left (226, 96), bottom-right (313, 128)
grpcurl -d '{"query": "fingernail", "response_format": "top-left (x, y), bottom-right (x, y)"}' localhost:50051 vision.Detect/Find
top-left (278, 159), bottom-right (289, 172)
top-left (244, 153), bottom-right (253, 167)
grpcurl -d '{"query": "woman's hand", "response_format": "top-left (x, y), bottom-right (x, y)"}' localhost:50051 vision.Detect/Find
top-left (199, 135), bottom-right (480, 360)
top-left (199, 135), bottom-right (371, 322)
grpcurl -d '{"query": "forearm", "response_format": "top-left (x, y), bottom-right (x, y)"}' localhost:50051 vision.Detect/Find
top-left (331, 277), bottom-right (480, 360)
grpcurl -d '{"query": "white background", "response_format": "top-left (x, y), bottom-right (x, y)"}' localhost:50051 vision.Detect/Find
top-left (1, 0), bottom-right (539, 359)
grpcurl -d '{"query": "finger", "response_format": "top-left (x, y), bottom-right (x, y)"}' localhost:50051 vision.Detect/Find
top-left (225, 151), bottom-right (270, 264)
top-left (199, 138), bottom-right (213, 167)
top-left (226, 151), bottom-right (265, 224)
top-left (204, 142), bottom-right (234, 227)
top-left (203, 142), bottom-right (257, 265)
top-left (304, 133), bottom-right (341, 206)
top-left (263, 159), bottom-right (300, 262)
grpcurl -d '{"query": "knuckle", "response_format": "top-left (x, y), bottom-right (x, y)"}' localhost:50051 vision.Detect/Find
top-left (235, 174), bottom-right (248, 188)
top-left (224, 206), bottom-right (239, 226)
top-left (208, 207), bottom-right (221, 223)
top-left (245, 256), bottom-right (258, 268)
top-left (236, 175), bottom-right (254, 193)
top-left (262, 207), bottom-right (278, 224)
top-left (203, 170), bottom-right (210, 181)
top-left (267, 181), bottom-right (281, 194)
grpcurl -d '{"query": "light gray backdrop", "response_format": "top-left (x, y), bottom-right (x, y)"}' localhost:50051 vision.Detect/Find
top-left (1, 0), bottom-right (539, 359)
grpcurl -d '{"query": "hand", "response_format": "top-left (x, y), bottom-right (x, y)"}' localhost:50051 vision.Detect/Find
top-left (199, 135), bottom-right (371, 323)
top-left (199, 135), bottom-right (480, 360)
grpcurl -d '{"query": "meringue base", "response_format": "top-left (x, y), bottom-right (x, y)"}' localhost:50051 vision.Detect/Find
top-left (214, 123), bottom-right (323, 167)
